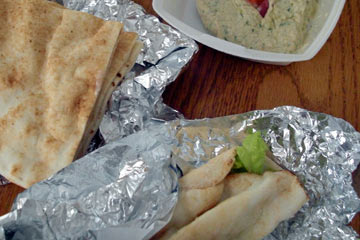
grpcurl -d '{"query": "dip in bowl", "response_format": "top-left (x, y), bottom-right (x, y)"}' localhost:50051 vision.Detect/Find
top-left (196, 0), bottom-right (318, 53)
top-left (153, 0), bottom-right (345, 65)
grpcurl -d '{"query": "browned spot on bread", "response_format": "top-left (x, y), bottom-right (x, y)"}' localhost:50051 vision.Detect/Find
top-left (45, 136), bottom-right (57, 145)
top-left (6, 75), bottom-right (17, 87)
top-left (0, 119), bottom-right (8, 130)
top-left (117, 73), bottom-right (122, 78)
top-left (25, 123), bottom-right (37, 135)
top-left (96, 39), bottom-right (107, 46)
top-left (90, 130), bottom-right (94, 134)
top-left (42, 136), bottom-right (63, 157)
top-left (73, 95), bottom-right (84, 113)
top-left (11, 163), bottom-right (23, 177)
top-left (35, 108), bottom-right (42, 117)
top-left (0, 104), bottom-right (25, 130)
top-left (5, 69), bottom-right (24, 88)
top-left (111, 82), bottom-right (115, 87)
top-left (226, 158), bottom-right (234, 166)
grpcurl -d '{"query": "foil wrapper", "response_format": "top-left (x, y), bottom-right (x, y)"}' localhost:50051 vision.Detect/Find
top-left (0, 125), bottom-right (178, 240)
top-left (169, 106), bottom-right (360, 240)
top-left (2, 106), bottom-right (360, 239)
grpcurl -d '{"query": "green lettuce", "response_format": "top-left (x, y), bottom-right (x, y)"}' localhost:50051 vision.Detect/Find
top-left (232, 131), bottom-right (268, 174)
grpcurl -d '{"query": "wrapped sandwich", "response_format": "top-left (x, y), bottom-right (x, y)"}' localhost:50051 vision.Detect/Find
top-left (0, 0), bottom-right (142, 188)
top-left (154, 132), bottom-right (308, 240)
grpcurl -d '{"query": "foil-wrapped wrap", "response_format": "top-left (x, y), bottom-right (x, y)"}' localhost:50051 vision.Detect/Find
top-left (0, 124), bottom-right (178, 240)
top-left (170, 107), bottom-right (360, 240)
top-left (1, 106), bottom-right (360, 239)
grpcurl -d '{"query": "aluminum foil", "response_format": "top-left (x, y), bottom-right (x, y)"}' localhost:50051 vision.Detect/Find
top-left (1, 106), bottom-right (360, 240)
top-left (0, 124), bottom-right (179, 240)
top-left (168, 106), bottom-right (360, 240)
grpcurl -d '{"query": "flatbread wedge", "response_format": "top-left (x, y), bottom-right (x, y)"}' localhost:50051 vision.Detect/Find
top-left (75, 32), bottom-right (143, 159)
top-left (156, 143), bottom-right (308, 240)
top-left (155, 148), bottom-right (236, 239)
top-left (179, 147), bottom-right (237, 190)
top-left (167, 171), bottom-right (308, 240)
top-left (0, 0), bottom-right (142, 188)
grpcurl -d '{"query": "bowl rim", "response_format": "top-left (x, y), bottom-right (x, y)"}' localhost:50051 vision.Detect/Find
top-left (153, 0), bottom-right (346, 64)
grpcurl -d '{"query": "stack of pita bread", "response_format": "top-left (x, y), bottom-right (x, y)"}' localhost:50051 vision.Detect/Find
top-left (0, 0), bottom-right (142, 188)
top-left (155, 147), bottom-right (308, 240)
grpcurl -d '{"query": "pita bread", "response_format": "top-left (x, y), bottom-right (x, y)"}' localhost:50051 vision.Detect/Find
top-left (0, 0), bottom-right (141, 188)
top-left (75, 33), bottom-right (142, 158)
top-left (166, 171), bottom-right (308, 240)
top-left (155, 147), bottom-right (236, 239)
top-left (157, 183), bottom-right (224, 240)
top-left (222, 171), bottom-right (308, 239)
top-left (221, 172), bottom-right (262, 201)
top-left (156, 145), bottom-right (308, 240)
top-left (179, 147), bottom-right (236, 189)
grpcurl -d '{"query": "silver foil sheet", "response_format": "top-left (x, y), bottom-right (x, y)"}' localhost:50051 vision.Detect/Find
top-left (1, 106), bottom-right (360, 239)
top-left (0, 124), bottom-right (179, 240)
top-left (169, 107), bottom-right (360, 240)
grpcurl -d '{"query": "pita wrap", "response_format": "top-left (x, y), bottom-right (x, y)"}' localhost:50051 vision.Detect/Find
top-left (179, 147), bottom-right (236, 190)
top-left (155, 147), bottom-right (236, 239)
top-left (158, 184), bottom-right (225, 239)
top-left (0, 0), bottom-right (142, 188)
top-left (157, 148), bottom-right (237, 239)
top-left (167, 171), bottom-right (308, 240)
top-left (221, 171), bottom-right (308, 239)
top-left (156, 143), bottom-right (308, 240)
top-left (221, 172), bottom-right (262, 200)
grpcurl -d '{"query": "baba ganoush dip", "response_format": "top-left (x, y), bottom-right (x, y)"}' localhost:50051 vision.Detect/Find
top-left (196, 0), bottom-right (318, 53)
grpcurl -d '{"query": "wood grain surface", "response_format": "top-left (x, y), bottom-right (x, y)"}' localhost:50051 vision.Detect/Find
top-left (1, 0), bottom-right (359, 236)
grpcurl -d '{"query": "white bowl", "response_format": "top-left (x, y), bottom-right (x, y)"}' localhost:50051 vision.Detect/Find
top-left (153, 0), bottom-right (345, 65)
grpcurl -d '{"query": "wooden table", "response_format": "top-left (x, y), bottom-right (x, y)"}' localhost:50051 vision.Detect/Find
top-left (1, 0), bottom-right (359, 236)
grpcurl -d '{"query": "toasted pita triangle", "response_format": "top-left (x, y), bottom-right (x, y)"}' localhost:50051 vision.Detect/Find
top-left (75, 33), bottom-right (142, 158)
top-left (0, 0), bottom-right (140, 188)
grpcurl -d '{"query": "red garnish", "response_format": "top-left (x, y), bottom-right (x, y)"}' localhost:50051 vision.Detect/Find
top-left (248, 0), bottom-right (264, 5)
top-left (247, 0), bottom-right (269, 17)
